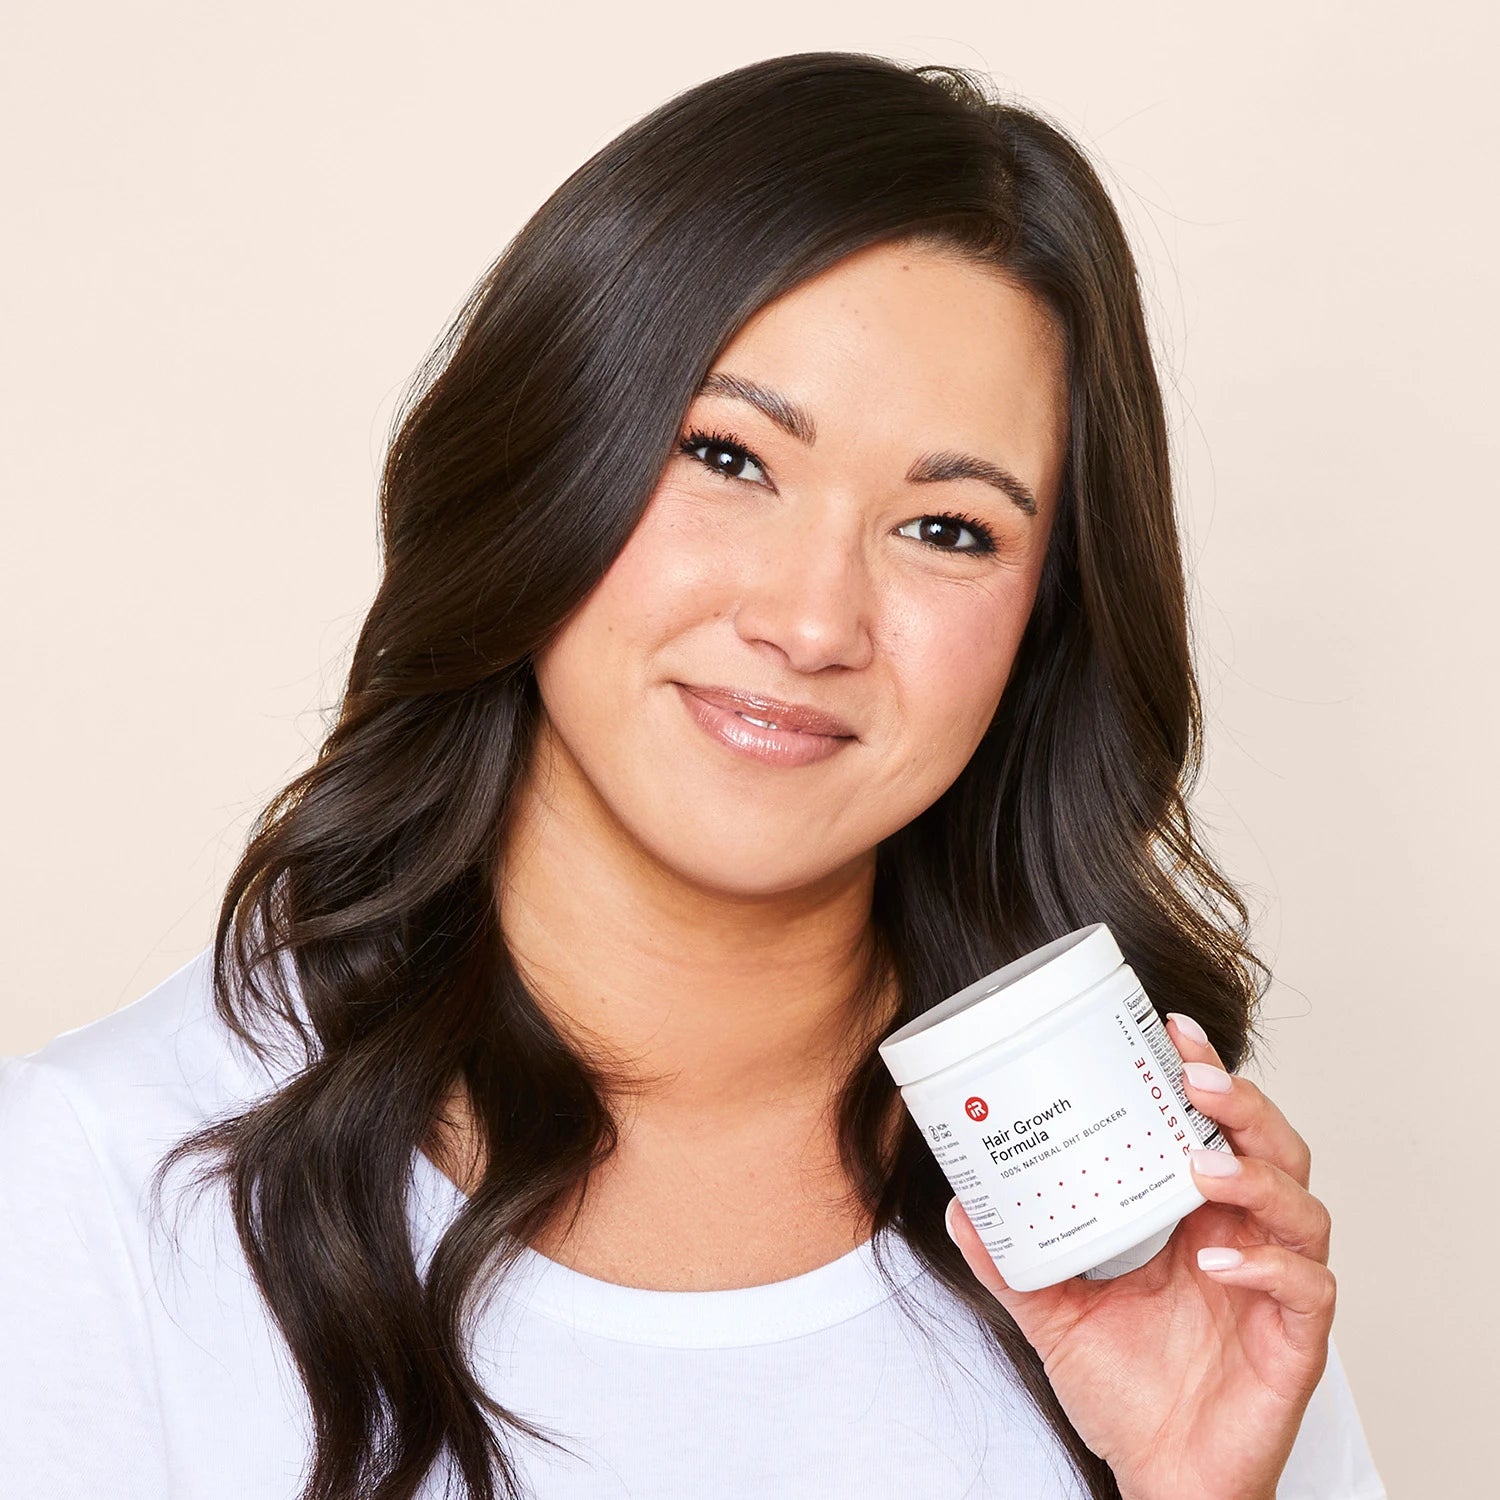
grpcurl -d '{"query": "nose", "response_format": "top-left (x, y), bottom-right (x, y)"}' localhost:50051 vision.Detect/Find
top-left (730, 499), bottom-right (877, 674)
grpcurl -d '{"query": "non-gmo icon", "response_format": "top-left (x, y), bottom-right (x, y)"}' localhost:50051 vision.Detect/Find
top-left (964, 1096), bottom-right (989, 1121)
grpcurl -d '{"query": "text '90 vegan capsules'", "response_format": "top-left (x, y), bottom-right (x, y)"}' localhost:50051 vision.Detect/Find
top-left (878, 923), bottom-right (1231, 1291)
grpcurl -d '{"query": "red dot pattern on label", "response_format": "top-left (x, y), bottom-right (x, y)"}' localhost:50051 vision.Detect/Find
top-left (1014, 1133), bottom-right (1171, 1228)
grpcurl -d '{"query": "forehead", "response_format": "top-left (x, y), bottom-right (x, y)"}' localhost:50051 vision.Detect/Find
top-left (734, 237), bottom-right (1057, 366)
top-left (701, 241), bottom-right (1068, 493)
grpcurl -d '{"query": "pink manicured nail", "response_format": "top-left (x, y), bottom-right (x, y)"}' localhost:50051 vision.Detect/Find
top-left (1166, 1011), bottom-right (1208, 1045)
top-left (1189, 1147), bottom-right (1240, 1176)
top-left (1197, 1246), bottom-right (1245, 1271)
top-left (1183, 1060), bottom-right (1233, 1093)
top-left (944, 1199), bottom-right (961, 1244)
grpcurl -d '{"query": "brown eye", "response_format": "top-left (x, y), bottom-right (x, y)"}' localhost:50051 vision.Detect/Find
top-left (678, 429), bottom-right (771, 487)
top-left (896, 514), bottom-right (997, 555)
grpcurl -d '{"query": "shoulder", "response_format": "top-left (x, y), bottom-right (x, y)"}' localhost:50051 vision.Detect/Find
top-left (0, 945), bottom-right (294, 1202)
top-left (0, 950), bottom-right (285, 1494)
top-left (0, 944), bottom-right (308, 1378)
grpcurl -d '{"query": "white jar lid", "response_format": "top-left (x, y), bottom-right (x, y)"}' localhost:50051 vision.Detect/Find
top-left (878, 923), bottom-right (1123, 1087)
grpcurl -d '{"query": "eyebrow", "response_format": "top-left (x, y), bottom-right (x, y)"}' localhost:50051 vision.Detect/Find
top-left (695, 370), bottom-right (1039, 517)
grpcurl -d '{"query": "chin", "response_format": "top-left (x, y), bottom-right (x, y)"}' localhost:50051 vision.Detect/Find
top-left (662, 843), bottom-right (825, 897)
top-left (632, 813), bottom-right (870, 900)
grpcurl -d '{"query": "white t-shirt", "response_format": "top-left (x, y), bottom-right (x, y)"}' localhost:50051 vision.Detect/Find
top-left (0, 948), bottom-right (1388, 1499)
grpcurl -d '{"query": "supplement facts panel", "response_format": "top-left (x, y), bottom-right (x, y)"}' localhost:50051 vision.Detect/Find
top-left (1127, 985), bottom-right (1226, 1152)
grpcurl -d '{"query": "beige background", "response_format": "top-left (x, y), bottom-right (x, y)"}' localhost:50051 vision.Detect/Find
top-left (4, 4), bottom-right (1492, 1494)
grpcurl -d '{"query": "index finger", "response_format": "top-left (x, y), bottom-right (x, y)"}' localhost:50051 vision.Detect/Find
top-left (1165, 1012), bottom-right (1314, 1190)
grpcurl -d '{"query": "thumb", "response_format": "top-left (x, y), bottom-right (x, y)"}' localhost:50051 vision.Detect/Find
top-left (945, 1197), bottom-right (1075, 1324)
top-left (945, 1197), bottom-right (1016, 1302)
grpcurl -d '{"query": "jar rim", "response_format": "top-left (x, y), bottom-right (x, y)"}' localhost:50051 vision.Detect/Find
top-left (877, 923), bottom-right (1125, 1087)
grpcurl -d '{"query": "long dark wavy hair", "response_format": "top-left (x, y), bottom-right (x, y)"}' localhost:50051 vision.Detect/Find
top-left (151, 50), bottom-right (1271, 1500)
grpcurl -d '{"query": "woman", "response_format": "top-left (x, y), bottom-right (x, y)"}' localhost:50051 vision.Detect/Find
top-left (0, 52), bottom-right (1385, 1500)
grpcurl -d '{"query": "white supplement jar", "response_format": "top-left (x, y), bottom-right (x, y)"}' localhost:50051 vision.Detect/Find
top-left (878, 922), bottom-right (1232, 1291)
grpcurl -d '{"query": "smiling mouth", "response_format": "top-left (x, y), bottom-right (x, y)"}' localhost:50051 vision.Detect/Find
top-left (675, 682), bottom-right (856, 738)
top-left (672, 683), bottom-right (856, 767)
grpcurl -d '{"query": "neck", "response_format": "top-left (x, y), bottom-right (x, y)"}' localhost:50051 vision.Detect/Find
top-left (496, 721), bottom-right (897, 1125)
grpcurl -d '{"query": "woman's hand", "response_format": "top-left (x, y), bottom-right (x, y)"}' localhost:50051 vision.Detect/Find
top-left (945, 1015), bottom-right (1336, 1500)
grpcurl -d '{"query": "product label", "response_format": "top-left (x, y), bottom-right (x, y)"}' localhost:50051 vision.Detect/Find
top-left (908, 983), bottom-right (1226, 1278)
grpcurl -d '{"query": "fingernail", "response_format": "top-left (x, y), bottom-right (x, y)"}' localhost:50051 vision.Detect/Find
top-left (1190, 1147), bottom-right (1241, 1176)
top-left (1166, 1011), bottom-right (1208, 1046)
top-left (944, 1198), bottom-right (961, 1244)
top-left (1197, 1245), bottom-right (1245, 1271)
top-left (1182, 1060), bottom-right (1233, 1093)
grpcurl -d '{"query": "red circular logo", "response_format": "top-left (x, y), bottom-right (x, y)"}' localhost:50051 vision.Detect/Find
top-left (964, 1096), bottom-right (989, 1121)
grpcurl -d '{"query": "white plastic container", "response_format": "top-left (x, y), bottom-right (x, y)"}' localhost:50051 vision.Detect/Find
top-left (878, 923), bottom-right (1232, 1291)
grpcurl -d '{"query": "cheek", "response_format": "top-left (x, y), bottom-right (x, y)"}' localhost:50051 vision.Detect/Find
top-left (533, 487), bottom-right (724, 702)
top-left (589, 484), bottom-right (730, 642)
top-left (887, 581), bottom-right (1033, 757)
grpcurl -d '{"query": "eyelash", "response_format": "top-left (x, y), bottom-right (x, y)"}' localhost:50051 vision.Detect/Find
top-left (676, 425), bottom-right (1000, 557)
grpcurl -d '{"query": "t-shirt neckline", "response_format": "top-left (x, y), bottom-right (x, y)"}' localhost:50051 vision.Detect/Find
top-left (408, 1144), bottom-right (927, 1348)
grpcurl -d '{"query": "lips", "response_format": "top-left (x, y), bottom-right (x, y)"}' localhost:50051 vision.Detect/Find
top-left (677, 683), bottom-right (856, 738)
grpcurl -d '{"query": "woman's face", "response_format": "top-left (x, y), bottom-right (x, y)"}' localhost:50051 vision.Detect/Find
top-left (530, 237), bottom-right (1069, 896)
